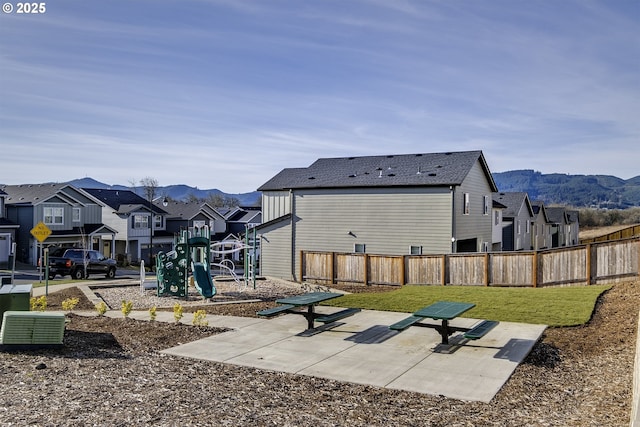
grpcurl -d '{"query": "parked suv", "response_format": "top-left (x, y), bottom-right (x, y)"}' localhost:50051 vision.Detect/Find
top-left (48, 248), bottom-right (117, 280)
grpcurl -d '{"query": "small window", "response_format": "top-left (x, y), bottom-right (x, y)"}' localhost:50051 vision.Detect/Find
top-left (134, 215), bottom-right (149, 229)
top-left (72, 208), bottom-right (81, 222)
top-left (354, 244), bottom-right (366, 253)
top-left (410, 246), bottom-right (422, 255)
top-left (463, 193), bottom-right (470, 215)
top-left (44, 207), bottom-right (64, 225)
top-left (483, 195), bottom-right (490, 215)
top-left (154, 214), bottom-right (162, 228)
top-left (494, 211), bottom-right (500, 226)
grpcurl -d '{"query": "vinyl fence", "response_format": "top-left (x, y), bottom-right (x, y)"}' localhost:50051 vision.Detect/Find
top-left (300, 237), bottom-right (639, 288)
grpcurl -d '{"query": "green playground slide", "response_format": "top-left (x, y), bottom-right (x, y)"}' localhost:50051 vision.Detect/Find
top-left (192, 262), bottom-right (216, 298)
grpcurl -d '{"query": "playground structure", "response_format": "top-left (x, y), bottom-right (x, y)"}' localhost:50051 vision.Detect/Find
top-left (156, 226), bottom-right (257, 299)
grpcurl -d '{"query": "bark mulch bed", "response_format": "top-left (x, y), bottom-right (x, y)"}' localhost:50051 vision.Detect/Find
top-left (0, 281), bottom-right (637, 426)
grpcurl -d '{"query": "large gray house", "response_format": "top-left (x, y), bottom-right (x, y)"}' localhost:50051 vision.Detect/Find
top-left (257, 150), bottom-right (498, 281)
top-left (1, 184), bottom-right (117, 265)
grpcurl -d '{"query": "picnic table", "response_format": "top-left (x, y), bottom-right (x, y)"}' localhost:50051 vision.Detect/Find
top-left (390, 301), bottom-right (498, 345)
top-left (257, 292), bottom-right (360, 330)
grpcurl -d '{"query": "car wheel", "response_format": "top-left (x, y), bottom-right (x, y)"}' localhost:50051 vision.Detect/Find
top-left (48, 273), bottom-right (56, 280)
top-left (72, 268), bottom-right (84, 280)
top-left (105, 267), bottom-right (116, 279)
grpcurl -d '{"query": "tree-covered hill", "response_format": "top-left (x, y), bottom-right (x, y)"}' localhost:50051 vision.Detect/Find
top-left (493, 170), bottom-right (640, 208)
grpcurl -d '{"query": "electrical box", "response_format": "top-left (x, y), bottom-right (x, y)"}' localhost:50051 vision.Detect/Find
top-left (0, 284), bottom-right (33, 326)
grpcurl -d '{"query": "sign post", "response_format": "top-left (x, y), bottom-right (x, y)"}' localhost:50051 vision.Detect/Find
top-left (30, 221), bottom-right (52, 294)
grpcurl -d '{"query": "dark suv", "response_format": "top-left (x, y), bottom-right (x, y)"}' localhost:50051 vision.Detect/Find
top-left (48, 248), bottom-right (117, 280)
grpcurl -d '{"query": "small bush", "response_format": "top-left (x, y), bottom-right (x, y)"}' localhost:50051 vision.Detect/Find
top-left (173, 302), bottom-right (183, 323)
top-left (121, 300), bottom-right (133, 318)
top-left (192, 309), bottom-right (208, 326)
top-left (30, 296), bottom-right (47, 312)
top-left (149, 306), bottom-right (157, 321)
top-left (61, 297), bottom-right (79, 312)
top-left (95, 301), bottom-right (108, 316)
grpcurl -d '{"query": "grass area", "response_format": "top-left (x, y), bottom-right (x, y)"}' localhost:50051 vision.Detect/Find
top-left (325, 285), bottom-right (611, 327)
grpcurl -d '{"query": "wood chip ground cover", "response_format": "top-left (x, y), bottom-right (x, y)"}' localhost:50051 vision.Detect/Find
top-left (0, 280), bottom-right (637, 426)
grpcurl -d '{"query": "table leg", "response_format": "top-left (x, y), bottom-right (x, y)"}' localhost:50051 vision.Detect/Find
top-left (304, 305), bottom-right (315, 330)
top-left (440, 319), bottom-right (450, 345)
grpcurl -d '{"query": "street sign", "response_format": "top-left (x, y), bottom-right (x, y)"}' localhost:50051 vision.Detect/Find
top-left (30, 221), bottom-right (52, 242)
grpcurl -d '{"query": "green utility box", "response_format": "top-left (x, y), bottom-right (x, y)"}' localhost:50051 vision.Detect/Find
top-left (0, 284), bottom-right (33, 327)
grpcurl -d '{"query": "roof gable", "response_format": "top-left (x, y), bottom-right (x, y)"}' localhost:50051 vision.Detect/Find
top-left (258, 150), bottom-right (497, 191)
top-left (493, 192), bottom-right (534, 218)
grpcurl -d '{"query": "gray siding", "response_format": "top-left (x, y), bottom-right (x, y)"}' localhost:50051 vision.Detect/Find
top-left (290, 187), bottom-right (452, 280)
top-left (454, 159), bottom-right (494, 251)
top-left (259, 219), bottom-right (293, 279)
top-left (262, 191), bottom-right (290, 222)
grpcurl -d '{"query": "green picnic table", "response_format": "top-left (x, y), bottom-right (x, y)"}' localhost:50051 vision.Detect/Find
top-left (390, 301), bottom-right (498, 345)
top-left (257, 292), bottom-right (360, 330)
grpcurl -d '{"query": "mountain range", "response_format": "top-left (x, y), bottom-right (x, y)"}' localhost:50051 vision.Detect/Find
top-left (68, 178), bottom-right (262, 206)
top-left (492, 170), bottom-right (640, 209)
top-left (69, 171), bottom-right (640, 209)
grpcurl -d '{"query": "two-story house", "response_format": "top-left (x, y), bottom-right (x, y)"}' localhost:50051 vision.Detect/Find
top-left (257, 150), bottom-right (498, 281)
top-left (531, 201), bottom-right (552, 250)
top-left (546, 207), bottom-right (580, 247)
top-left (83, 188), bottom-right (171, 265)
top-left (1, 184), bottom-right (116, 265)
top-left (0, 189), bottom-right (20, 266)
top-left (493, 192), bottom-right (534, 251)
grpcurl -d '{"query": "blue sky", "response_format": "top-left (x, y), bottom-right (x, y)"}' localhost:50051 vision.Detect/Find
top-left (1, 0), bottom-right (638, 193)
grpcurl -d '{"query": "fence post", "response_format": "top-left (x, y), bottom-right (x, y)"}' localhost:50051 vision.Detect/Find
top-left (532, 251), bottom-right (538, 288)
top-left (299, 250), bottom-right (304, 283)
top-left (330, 252), bottom-right (335, 285)
top-left (441, 255), bottom-right (447, 286)
top-left (585, 244), bottom-right (592, 285)
top-left (401, 255), bottom-right (406, 286)
top-left (363, 253), bottom-right (369, 286)
top-left (484, 253), bottom-right (490, 286)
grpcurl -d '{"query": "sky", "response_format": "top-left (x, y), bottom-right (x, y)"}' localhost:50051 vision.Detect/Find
top-left (1, 0), bottom-right (638, 193)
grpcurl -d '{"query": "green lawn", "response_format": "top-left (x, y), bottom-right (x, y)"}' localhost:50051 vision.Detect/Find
top-left (324, 284), bottom-right (611, 327)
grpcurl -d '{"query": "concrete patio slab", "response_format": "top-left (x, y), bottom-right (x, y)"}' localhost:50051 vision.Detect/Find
top-left (162, 308), bottom-right (546, 402)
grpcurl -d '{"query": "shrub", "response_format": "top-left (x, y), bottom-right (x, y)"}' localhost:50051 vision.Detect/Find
top-left (61, 297), bottom-right (79, 312)
top-left (121, 300), bottom-right (133, 318)
top-left (173, 302), bottom-right (183, 323)
top-left (149, 306), bottom-right (157, 321)
top-left (95, 301), bottom-right (108, 316)
top-left (30, 296), bottom-right (47, 312)
top-left (192, 309), bottom-right (208, 326)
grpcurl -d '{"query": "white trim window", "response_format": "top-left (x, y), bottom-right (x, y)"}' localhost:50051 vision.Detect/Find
top-left (483, 195), bottom-right (490, 215)
top-left (72, 207), bottom-right (81, 222)
top-left (44, 207), bottom-right (64, 225)
top-left (463, 193), bottom-right (470, 215)
top-left (134, 214), bottom-right (149, 229)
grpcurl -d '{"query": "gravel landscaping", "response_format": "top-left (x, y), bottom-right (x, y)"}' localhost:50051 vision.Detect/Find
top-left (0, 278), bottom-right (637, 426)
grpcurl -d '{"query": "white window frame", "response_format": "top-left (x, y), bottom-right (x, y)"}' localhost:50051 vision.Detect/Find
top-left (483, 195), bottom-right (490, 215)
top-left (463, 193), bottom-right (470, 215)
top-left (44, 207), bottom-right (64, 225)
top-left (72, 207), bottom-right (81, 222)
top-left (154, 214), bottom-right (162, 228)
top-left (134, 214), bottom-right (149, 229)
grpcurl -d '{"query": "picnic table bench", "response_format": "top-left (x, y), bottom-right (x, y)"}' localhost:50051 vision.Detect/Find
top-left (389, 301), bottom-right (498, 345)
top-left (257, 292), bottom-right (360, 330)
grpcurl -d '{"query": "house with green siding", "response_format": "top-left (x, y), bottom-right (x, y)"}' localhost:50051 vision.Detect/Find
top-left (257, 150), bottom-right (498, 281)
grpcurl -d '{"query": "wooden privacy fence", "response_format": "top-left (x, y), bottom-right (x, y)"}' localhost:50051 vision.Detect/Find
top-left (300, 237), bottom-right (640, 288)
top-left (580, 224), bottom-right (640, 244)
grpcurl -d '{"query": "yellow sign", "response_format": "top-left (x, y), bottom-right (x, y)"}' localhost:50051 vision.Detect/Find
top-left (30, 221), bottom-right (52, 242)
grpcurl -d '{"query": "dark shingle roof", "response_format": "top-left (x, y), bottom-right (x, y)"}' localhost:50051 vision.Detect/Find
top-left (83, 188), bottom-right (167, 214)
top-left (258, 150), bottom-right (496, 191)
top-left (493, 192), bottom-right (531, 218)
